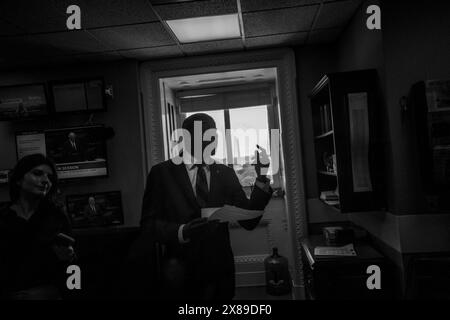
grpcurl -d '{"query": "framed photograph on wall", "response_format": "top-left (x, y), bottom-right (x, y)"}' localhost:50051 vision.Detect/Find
top-left (66, 191), bottom-right (124, 229)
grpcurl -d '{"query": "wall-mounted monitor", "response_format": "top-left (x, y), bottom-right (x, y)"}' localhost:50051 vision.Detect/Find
top-left (66, 191), bottom-right (124, 229)
top-left (50, 78), bottom-right (106, 114)
top-left (16, 125), bottom-right (108, 180)
top-left (0, 83), bottom-right (49, 121)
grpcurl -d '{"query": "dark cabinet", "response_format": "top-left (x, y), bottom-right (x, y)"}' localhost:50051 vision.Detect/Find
top-left (310, 69), bottom-right (385, 213)
top-left (301, 235), bottom-right (394, 300)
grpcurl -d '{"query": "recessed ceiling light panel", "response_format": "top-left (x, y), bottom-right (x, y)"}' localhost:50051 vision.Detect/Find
top-left (166, 14), bottom-right (241, 43)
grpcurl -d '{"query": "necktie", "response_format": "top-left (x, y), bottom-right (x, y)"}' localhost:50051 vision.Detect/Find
top-left (195, 164), bottom-right (209, 208)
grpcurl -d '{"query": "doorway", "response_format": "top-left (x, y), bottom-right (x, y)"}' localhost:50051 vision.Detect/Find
top-left (139, 49), bottom-right (307, 299)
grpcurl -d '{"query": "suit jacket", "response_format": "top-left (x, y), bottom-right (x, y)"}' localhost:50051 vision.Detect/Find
top-left (140, 160), bottom-right (271, 283)
top-left (83, 204), bottom-right (102, 218)
top-left (62, 139), bottom-right (86, 163)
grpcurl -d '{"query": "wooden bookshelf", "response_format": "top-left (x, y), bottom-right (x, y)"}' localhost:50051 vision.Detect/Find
top-left (310, 70), bottom-right (385, 213)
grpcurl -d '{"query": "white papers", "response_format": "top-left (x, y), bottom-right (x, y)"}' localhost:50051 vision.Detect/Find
top-left (201, 205), bottom-right (263, 223)
top-left (314, 243), bottom-right (357, 257)
top-left (201, 207), bottom-right (221, 219)
top-left (16, 132), bottom-right (46, 159)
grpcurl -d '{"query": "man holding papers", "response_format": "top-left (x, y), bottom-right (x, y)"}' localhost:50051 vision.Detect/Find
top-left (139, 113), bottom-right (272, 300)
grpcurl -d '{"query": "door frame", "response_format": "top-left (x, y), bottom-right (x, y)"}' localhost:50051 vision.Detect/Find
top-left (139, 48), bottom-right (308, 293)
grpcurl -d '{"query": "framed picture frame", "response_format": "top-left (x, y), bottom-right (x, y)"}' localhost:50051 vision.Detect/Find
top-left (66, 190), bottom-right (124, 229)
top-left (0, 83), bottom-right (49, 121)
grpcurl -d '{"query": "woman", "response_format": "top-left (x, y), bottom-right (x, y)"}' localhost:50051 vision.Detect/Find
top-left (0, 154), bottom-right (75, 300)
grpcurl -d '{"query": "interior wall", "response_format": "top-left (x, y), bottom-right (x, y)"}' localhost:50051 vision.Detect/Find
top-left (0, 60), bottom-right (145, 227)
top-left (382, 0), bottom-right (450, 214)
top-left (346, 0), bottom-right (450, 248)
top-left (335, 0), bottom-right (450, 283)
top-left (332, 0), bottom-right (402, 247)
top-left (337, 0), bottom-right (383, 72)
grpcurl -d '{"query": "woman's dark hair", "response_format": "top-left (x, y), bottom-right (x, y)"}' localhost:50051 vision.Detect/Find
top-left (9, 153), bottom-right (58, 202)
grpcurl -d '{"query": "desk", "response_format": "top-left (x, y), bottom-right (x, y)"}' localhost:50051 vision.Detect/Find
top-left (301, 235), bottom-right (394, 300)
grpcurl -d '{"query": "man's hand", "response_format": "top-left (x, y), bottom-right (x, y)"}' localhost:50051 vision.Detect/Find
top-left (182, 217), bottom-right (210, 240)
top-left (254, 145), bottom-right (270, 179)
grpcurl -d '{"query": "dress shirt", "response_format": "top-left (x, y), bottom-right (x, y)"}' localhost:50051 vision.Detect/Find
top-left (178, 163), bottom-right (271, 244)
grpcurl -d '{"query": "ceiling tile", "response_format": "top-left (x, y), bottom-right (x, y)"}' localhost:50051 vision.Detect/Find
top-left (77, 0), bottom-right (159, 28)
top-left (152, 0), bottom-right (237, 20)
top-left (243, 5), bottom-right (319, 37)
top-left (32, 30), bottom-right (110, 55)
top-left (0, 1), bottom-right (67, 34)
top-left (314, 0), bottom-right (362, 29)
top-left (181, 39), bottom-right (243, 55)
top-left (89, 23), bottom-right (176, 50)
top-left (0, 36), bottom-right (65, 61)
top-left (241, 0), bottom-right (322, 12)
top-left (118, 45), bottom-right (184, 60)
top-left (0, 18), bottom-right (27, 36)
top-left (307, 27), bottom-right (343, 44)
top-left (149, 0), bottom-right (202, 4)
top-left (0, 0), bottom-right (159, 34)
top-left (73, 51), bottom-right (124, 62)
top-left (246, 32), bottom-right (308, 48)
top-left (0, 55), bottom-right (82, 70)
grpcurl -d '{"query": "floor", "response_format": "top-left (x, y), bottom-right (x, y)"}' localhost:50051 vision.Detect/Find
top-left (234, 286), bottom-right (297, 300)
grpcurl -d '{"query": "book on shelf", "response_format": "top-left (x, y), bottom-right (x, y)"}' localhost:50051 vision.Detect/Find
top-left (320, 190), bottom-right (339, 201)
top-left (320, 190), bottom-right (340, 206)
top-left (323, 200), bottom-right (340, 206)
top-left (320, 105), bottom-right (325, 134)
top-left (432, 144), bottom-right (450, 185)
top-left (323, 104), bottom-right (330, 132)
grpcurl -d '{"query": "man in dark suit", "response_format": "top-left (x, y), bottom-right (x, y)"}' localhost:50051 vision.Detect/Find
top-left (62, 132), bottom-right (86, 163)
top-left (139, 113), bottom-right (272, 300)
top-left (82, 196), bottom-right (103, 222)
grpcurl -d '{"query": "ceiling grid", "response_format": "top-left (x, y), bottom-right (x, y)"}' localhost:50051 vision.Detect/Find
top-left (0, 0), bottom-right (362, 69)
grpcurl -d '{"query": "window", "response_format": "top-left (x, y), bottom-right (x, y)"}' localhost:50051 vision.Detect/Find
top-left (185, 105), bottom-right (272, 186)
